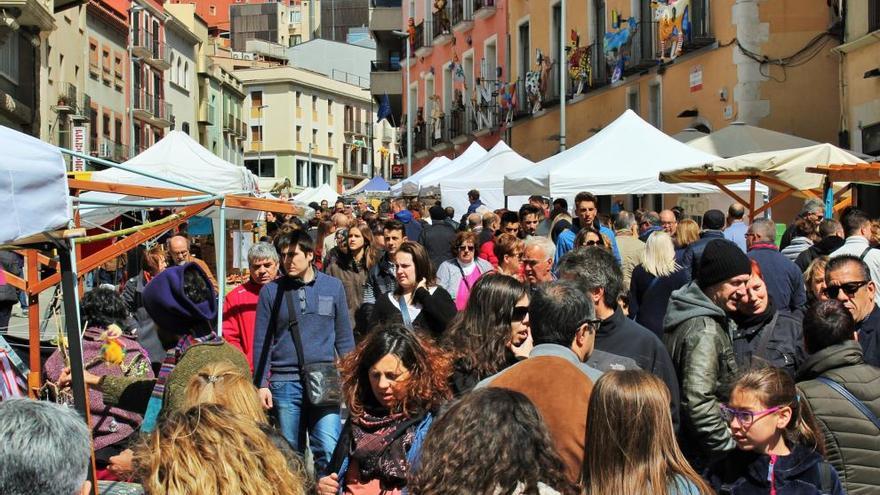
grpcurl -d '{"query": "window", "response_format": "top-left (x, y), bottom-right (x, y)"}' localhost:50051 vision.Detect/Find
top-left (182, 122), bottom-right (190, 134)
top-left (102, 113), bottom-right (111, 136)
top-left (183, 61), bottom-right (189, 89)
top-left (115, 118), bottom-right (123, 144)
top-left (102, 48), bottom-right (111, 75)
top-left (88, 39), bottom-right (98, 75)
top-left (252, 90), bottom-right (263, 108)
top-left (290, 10), bottom-right (301, 23)
top-left (0, 32), bottom-right (20, 83)
top-left (90, 107), bottom-right (98, 144)
top-left (296, 91), bottom-right (301, 108)
top-left (648, 82), bottom-right (662, 129)
top-left (627, 86), bottom-right (640, 115)
top-left (312, 129), bottom-right (318, 145)
top-left (296, 125), bottom-right (302, 142)
top-left (312, 95), bottom-right (318, 112)
top-left (296, 159), bottom-right (309, 187)
top-left (518, 22), bottom-right (529, 82)
top-left (327, 132), bottom-right (333, 151)
top-left (251, 125), bottom-right (263, 143)
top-left (209, 5), bottom-right (216, 15)
top-left (244, 158), bottom-right (276, 177)
top-left (114, 53), bottom-right (123, 79)
top-left (871, 0), bottom-right (880, 32)
top-left (863, 122), bottom-right (880, 157)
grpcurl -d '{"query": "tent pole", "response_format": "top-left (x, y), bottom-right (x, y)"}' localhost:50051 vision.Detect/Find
top-left (58, 238), bottom-right (99, 495)
top-left (749, 177), bottom-right (756, 221)
top-left (26, 249), bottom-right (40, 397)
top-left (823, 177), bottom-right (834, 219)
top-left (216, 198), bottom-right (227, 336)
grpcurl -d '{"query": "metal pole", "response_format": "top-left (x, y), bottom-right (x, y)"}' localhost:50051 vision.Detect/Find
top-left (308, 143), bottom-right (313, 186)
top-left (368, 98), bottom-right (374, 177)
top-left (258, 108), bottom-right (263, 176)
top-left (406, 37), bottom-right (412, 177)
top-left (216, 198), bottom-right (227, 335)
top-left (129, 18), bottom-right (136, 158)
top-left (60, 148), bottom-right (215, 194)
top-left (559, 0), bottom-right (566, 152)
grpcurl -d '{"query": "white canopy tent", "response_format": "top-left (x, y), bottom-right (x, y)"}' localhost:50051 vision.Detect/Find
top-left (440, 141), bottom-right (534, 215)
top-left (78, 131), bottom-right (260, 225)
top-left (411, 142), bottom-right (488, 197)
top-left (504, 110), bottom-right (767, 198)
top-left (293, 182), bottom-right (339, 205)
top-left (391, 155), bottom-right (452, 196)
top-left (0, 125), bottom-right (72, 244)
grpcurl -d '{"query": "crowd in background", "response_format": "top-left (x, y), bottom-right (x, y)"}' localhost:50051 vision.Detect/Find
top-left (1, 189), bottom-right (880, 495)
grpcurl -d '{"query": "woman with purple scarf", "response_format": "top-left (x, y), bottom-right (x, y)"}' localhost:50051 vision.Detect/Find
top-left (45, 287), bottom-right (153, 469)
top-left (317, 325), bottom-right (452, 495)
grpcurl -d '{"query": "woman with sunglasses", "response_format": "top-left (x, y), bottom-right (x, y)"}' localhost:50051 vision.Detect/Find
top-left (442, 273), bottom-right (532, 395)
top-left (574, 226), bottom-right (612, 252)
top-left (731, 260), bottom-right (805, 377)
top-left (371, 241), bottom-right (456, 339)
top-left (493, 233), bottom-right (525, 281)
top-left (437, 231), bottom-right (495, 310)
top-left (708, 367), bottom-right (843, 495)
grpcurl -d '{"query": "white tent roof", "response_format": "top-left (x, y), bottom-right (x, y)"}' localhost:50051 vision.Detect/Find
top-left (293, 183), bottom-right (339, 204)
top-left (660, 143), bottom-right (868, 193)
top-left (670, 128), bottom-right (708, 143)
top-left (79, 131), bottom-right (260, 225)
top-left (683, 121), bottom-right (873, 159)
top-left (504, 110), bottom-right (766, 197)
top-left (0, 125), bottom-right (71, 244)
top-left (440, 141), bottom-right (534, 215)
top-left (413, 142), bottom-right (488, 196)
top-left (391, 155), bottom-right (451, 196)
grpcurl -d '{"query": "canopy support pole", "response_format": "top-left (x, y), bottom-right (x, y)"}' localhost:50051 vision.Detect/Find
top-left (823, 176), bottom-right (834, 219)
top-left (708, 179), bottom-right (751, 211)
top-left (26, 249), bottom-right (40, 397)
top-left (749, 177), bottom-right (757, 221)
top-left (752, 188), bottom-right (795, 218)
top-left (216, 198), bottom-right (227, 336)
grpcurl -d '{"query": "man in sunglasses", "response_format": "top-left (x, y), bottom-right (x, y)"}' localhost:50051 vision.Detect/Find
top-left (825, 255), bottom-right (880, 367)
top-left (830, 208), bottom-right (880, 305)
top-left (664, 239), bottom-right (752, 469)
top-left (476, 280), bottom-right (603, 482)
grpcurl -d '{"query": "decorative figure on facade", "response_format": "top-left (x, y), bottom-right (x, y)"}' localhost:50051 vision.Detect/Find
top-left (433, 0), bottom-right (451, 35)
top-left (653, 0), bottom-right (690, 61)
top-left (567, 29), bottom-right (592, 95)
top-left (524, 49), bottom-right (544, 114)
top-left (407, 17), bottom-right (416, 48)
top-left (429, 94), bottom-right (444, 141)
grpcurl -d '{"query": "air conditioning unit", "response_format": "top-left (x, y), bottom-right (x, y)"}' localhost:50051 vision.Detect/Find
top-left (98, 142), bottom-right (113, 158)
top-left (232, 52), bottom-right (243, 60)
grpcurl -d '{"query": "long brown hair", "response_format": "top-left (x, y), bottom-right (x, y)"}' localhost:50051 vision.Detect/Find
top-left (732, 367), bottom-right (825, 454)
top-left (347, 223), bottom-right (378, 269)
top-left (393, 241), bottom-right (437, 296)
top-left (583, 370), bottom-right (713, 495)
top-left (338, 324), bottom-right (451, 419)
top-left (133, 404), bottom-right (307, 495)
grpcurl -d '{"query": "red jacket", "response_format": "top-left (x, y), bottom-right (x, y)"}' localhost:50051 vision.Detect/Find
top-left (222, 280), bottom-right (263, 370)
top-left (479, 240), bottom-right (499, 267)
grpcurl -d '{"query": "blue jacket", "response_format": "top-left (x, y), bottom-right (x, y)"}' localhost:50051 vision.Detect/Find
top-left (395, 209), bottom-right (423, 241)
top-left (556, 224), bottom-right (621, 266)
top-left (251, 271), bottom-right (355, 387)
top-left (748, 244), bottom-right (807, 314)
top-left (334, 413), bottom-right (434, 494)
top-left (707, 444), bottom-right (844, 495)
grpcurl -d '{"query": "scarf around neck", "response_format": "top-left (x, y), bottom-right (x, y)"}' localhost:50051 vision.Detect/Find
top-left (350, 409), bottom-right (423, 486)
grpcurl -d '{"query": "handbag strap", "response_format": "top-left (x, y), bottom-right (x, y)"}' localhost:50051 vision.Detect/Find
top-left (455, 261), bottom-right (474, 291)
top-left (253, 282), bottom-right (285, 387)
top-left (398, 294), bottom-right (414, 330)
top-left (816, 376), bottom-right (880, 431)
top-left (860, 246), bottom-right (875, 261)
top-left (284, 289), bottom-right (307, 370)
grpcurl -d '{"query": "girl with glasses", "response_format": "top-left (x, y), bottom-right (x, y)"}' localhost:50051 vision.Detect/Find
top-left (436, 231), bottom-right (495, 310)
top-left (442, 273), bottom-right (532, 395)
top-left (708, 367), bottom-right (843, 495)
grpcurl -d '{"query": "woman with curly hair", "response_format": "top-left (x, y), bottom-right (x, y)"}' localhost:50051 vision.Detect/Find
top-left (494, 233), bottom-right (525, 281)
top-left (583, 370), bottom-right (712, 495)
top-left (134, 404), bottom-right (308, 495)
top-left (325, 223), bottom-right (378, 336)
top-left (443, 273), bottom-right (531, 395)
top-left (318, 324), bottom-right (452, 495)
top-left (409, 387), bottom-right (578, 495)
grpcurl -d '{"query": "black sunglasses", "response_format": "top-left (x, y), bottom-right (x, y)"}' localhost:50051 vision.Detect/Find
top-left (824, 280), bottom-right (870, 299)
top-left (582, 240), bottom-right (600, 247)
top-left (511, 305), bottom-right (529, 322)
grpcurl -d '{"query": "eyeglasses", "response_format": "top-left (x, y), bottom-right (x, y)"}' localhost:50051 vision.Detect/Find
top-left (824, 280), bottom-right (871, 299)
top-left (511, 306), bottom-right (529, 322)
top-left (458, 245), bottom-right (475, 252)
top-left (576, 317), bottom-right (602, 332)
top-left (719, 404), bottom-right (782, 427)
top-left (581, 240), bottom-right (600, 247)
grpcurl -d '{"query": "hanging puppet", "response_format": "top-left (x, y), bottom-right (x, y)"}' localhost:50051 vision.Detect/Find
top-left (429, 94), bottom-right (444, 141)
top-left (567, 29), bottom-right (592, 95)
top-left (652, 0), bottom-right (690, 61)
top-left (524, 49), bottom-right (544, 114)
top-left (433, 0), bottom-right (450, 35)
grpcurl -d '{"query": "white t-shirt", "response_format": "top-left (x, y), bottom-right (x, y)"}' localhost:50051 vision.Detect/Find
top-left (387, 286), bottom-right (439, 321)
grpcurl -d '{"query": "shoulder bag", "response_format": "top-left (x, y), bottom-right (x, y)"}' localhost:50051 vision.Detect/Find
top-left (285, 289), bottom-right (342, 408)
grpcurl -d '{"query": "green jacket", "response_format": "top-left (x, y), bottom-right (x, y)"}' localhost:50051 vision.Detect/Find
top-left (663, 281), bottom-right (738, 465)
top-left (102, 341), bottom-right (250, 417)
top-left (797, 340), bottom-right (880, 495)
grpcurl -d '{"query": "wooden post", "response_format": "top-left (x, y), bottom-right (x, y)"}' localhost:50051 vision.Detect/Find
top-left (25, 249), bottom-right (40, 398)
top-left (749, 177), bottom-right (756, 222)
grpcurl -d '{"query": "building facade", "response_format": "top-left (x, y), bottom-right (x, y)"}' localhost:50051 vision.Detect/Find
top-left (174, 0), bottom-right (319, 42)
top-left (835, 0), bottom-right (880, 157)
top-left (320, 0), bottom-right (368, 42)
top-left (236, 65), bottom-right (394, 193)
top-left (164, 9), bottom-right (200, 137)
top-left (131, 0), bottom-right (173, 155)
top-left (229, 1), bottom-right (318, 51)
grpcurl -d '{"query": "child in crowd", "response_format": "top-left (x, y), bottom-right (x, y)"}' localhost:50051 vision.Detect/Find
top-left (708, 367), bottom-right (844, 494)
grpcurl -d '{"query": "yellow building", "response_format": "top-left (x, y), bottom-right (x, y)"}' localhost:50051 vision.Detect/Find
top-left (507, 0), bottom-right (842, 168)
top-left (834, 2), bottom-right (880, 157)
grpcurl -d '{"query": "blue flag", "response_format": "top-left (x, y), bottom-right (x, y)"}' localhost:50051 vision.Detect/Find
top-left (377, 93), bottom-right (392, 123)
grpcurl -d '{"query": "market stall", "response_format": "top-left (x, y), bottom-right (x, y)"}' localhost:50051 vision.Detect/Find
top-left (440, 141), bottom-right (534, 215)
top-left (390, 155), bottom-right (452, 196)
top-left (406, 141), bottom-right (487, 197)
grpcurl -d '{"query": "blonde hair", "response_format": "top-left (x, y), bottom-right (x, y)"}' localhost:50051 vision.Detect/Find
top-left (183, 362), bottom-right (267, 425)
top-left (134, 404), bottom-right (307, 495)
top-left (676, 219), bottom-right (700, 248)
top-left (641, 231), bottom-right (680, 278)
top-left (583, 370), bottom-right (713, 495)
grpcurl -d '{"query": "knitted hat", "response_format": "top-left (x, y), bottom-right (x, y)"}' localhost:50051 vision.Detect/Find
top-left (142, 262), bottom-right (217, 335)
top-left (697, 239), bottom-right (752, 289)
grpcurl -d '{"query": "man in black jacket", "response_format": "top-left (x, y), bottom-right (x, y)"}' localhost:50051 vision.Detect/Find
top-left (681, 209), bottom-right (728, 278)
top-left (795, 218), bottom-right (845, 272)
top-left (418, 205), bottom-right (457, 269)
top-left (557, 246), bottom-right (680, 429)
top-left (361, 220), bottom-right (406, 325)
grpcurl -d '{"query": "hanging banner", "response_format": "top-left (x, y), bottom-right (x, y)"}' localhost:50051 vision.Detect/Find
top-left (72, 126), bottom-right (88, 171)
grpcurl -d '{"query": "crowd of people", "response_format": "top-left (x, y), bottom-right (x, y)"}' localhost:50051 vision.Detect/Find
top-left (2, 190), bottom-right (880, 495)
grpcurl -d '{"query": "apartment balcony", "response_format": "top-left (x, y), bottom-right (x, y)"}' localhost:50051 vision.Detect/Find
top-left (198, 101), bottom-right (216, 125)
top-left (239, 120), bottom-right (248, 138)
top-left (250, 141), bottom-right (263, 152)
top-left (0, 0), bottom-right (55, 32)
top-left (412, 122), bottom-right (428, 154)
top-left (131, 28), bottom-right (172, 71)
top-left (94, 137), bottom-right (129, 163)
top-left (53, 82), bottom-right (90, 120)
top-left (369, 0), bottom-right (402, 33)
top-left (223, 113), bottom-right (235, 133)
top-left (473, 0), bottom-right (495, 20)
top-left (413, 20), bottom-right (432, 57)
top-left (448, 107), bottom-right (471, 141)
top-left (133, 90), bottom-right (173, 128)
top-left (429, 116), bottom-right (449, 150)
top-left (450, 0), bottom-right (473, 33)
top-left (345, 120), bottom-right (366, 136)
top-left (432, 8), bottom-right (453, 46)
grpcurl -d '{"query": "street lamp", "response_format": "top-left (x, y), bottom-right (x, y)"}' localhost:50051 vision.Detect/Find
top-left (391, 29), bottom-right (411, 177)
top-left (559, 0), bottom-right (566, 152)
top-left (129, 4), bottom-right (145, 159)
top-left (361, 87), bottom-right (374, 178)
top-left (257, 104), bottom-right (268, 176)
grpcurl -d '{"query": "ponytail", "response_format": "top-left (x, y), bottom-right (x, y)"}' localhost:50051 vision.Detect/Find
top-left (790, 388), bottom-right (825, 455)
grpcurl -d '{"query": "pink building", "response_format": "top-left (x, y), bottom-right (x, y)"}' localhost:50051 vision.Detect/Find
top-left (404, 0), bottom-right (508, 171)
